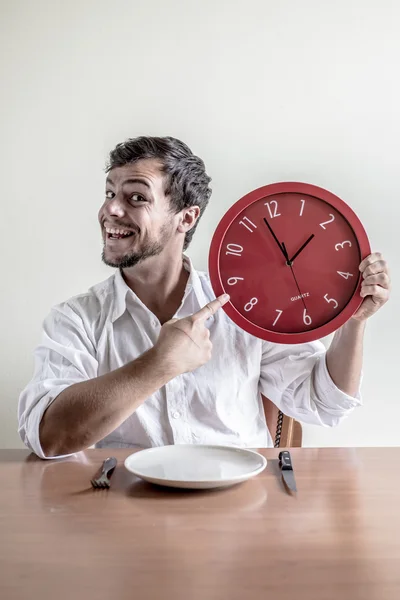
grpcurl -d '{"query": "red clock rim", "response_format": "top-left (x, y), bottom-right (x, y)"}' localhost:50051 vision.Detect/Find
top-left (208, 182), bottom-right (371, 344)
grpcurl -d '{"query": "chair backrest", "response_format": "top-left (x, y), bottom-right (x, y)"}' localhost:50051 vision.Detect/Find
top-left (261, 394), bottom-right (302, 448)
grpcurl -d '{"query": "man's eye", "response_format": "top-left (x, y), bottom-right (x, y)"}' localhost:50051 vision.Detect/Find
top-left (130, 193), bottom-right (146, 203)
top-left (105, 190), bottom-right (114, 199)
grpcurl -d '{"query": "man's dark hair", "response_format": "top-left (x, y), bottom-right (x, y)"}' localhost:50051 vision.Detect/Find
top-left (106, 136), bottom-right (212, 250)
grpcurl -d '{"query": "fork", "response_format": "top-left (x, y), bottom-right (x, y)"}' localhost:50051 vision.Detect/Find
top-left (91, 457), bottom-right (117, 489)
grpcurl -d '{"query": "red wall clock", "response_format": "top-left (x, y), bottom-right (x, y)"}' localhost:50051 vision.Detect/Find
top-left (209, 182), bottom-right (371, 344)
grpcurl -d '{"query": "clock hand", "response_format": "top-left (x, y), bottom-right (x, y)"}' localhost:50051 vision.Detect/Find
top-left (288, 234), bottom-right (315, 264)
top-left (263, 224), bottom-right (309, 313)
top-left (263, 217), bottom-right (287, 260)
top-left (281, 240), bottom-right (290, 262)
top-left (282, 242), bottom-right (308, 311)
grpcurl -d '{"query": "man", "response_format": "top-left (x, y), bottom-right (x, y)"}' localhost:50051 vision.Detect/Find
top-left (18, 136), bottom-right (390, 458)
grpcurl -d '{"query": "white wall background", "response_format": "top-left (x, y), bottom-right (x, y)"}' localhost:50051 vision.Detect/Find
top-left (1, 0), bottom-right (398, 449)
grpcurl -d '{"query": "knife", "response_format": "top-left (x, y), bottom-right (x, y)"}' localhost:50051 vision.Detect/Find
top-left (279, 450), bottom-right (297, 493)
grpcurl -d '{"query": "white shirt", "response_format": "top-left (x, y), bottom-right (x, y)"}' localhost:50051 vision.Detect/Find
top-left (18, 256), bottom-right (361, 459)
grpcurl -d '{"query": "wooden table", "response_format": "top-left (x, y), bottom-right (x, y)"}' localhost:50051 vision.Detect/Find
top-left (1, 447), bottom-right (400, 600)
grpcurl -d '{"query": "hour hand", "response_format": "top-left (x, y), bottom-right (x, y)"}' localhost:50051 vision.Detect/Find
top-left (263, 218), bottom-right (287, 260)
top-left (289, 234), bottom-right (315, 264)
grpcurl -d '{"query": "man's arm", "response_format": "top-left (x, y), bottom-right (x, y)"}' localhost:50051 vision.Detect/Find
top-left (259, 253), bottom-right (389, 427)
top-left (37, 294), bottom-right (229, 457)
top-left (325, 320), bottom-right (365, 397)
top-left (39, 346), bottom-right (175, 456)
top-left (326, 252), bottom-right (390, 396)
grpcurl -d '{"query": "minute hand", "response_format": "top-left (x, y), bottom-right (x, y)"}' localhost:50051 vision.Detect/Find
top-left (288, 234), bottom-right (315, 264)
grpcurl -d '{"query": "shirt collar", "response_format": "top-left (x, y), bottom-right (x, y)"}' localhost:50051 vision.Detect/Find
top-left (112, 269), bottom-right (130, 323)
top-left (111, 255), bottom-right (206, 323)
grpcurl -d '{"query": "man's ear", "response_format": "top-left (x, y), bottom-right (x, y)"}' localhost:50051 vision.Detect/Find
top-left (177, 206), bottom-right (201, 234)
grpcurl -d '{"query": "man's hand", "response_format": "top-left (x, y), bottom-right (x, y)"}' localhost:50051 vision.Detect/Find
top-left (352, 252), bottom-right (390, 321)
top-left (154, 294), bottom-right (230, 376)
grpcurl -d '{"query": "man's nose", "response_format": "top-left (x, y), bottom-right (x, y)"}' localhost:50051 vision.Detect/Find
top-left (105, 193), bottom-right (126, 218)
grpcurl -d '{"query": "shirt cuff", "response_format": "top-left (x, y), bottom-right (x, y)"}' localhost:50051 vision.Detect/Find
top-left (313, 355), bottom-right (363, 414)
top-left (21, 386), bottom-right (77, 460)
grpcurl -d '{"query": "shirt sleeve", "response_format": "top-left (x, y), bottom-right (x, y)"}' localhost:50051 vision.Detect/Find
top-left (18, 304), bottom-right (98, 459)
top-left (258, 339), bottom-right (362, 427)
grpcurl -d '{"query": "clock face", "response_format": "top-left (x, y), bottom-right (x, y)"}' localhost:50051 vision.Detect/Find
top-left (209, 183), bottom-right (371, 343)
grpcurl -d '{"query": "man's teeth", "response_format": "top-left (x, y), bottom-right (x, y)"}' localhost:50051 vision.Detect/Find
top-left (105, 227), bottom-right (132, 235)
top-left (105, 227), bottom-right (135, 240)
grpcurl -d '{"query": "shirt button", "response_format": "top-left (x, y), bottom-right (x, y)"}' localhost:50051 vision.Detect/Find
top-left (172, 411), bottom-right (181, 419)
top-left (151, 319), bottom-right (158, 327)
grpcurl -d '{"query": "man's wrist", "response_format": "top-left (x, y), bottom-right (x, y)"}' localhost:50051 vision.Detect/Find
top-left (343, 318), bottom-right (367, 335)
top-left (146, 345), bottom-right (180, 382)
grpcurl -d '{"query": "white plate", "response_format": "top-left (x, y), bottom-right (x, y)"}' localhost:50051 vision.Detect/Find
top-left (124, 444), bottom-right (267, 489)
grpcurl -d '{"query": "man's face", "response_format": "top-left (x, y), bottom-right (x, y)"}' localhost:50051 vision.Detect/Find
top-left (99, 159), bottom-right (176, 269)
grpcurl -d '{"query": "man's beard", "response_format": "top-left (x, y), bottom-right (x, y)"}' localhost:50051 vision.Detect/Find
top-left (101, 224), bottom-right (172, 269)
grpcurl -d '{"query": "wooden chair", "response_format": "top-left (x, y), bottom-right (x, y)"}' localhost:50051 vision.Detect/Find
top-left (261, 394), bottom-right (302, 448)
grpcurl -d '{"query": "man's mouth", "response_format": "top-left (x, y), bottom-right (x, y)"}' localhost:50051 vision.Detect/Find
top-left (105, 226), bottom-right (135, 240)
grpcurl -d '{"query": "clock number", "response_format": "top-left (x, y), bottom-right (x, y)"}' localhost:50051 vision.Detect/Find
top-left (335, 240), bottom-right (352, 251)
top-left (337, 271), bottom-right (354, 280)
top-left (272, 309), bottom-right (283, 327)
top-left (239, 216), bottom-right (257, 233)
top-left (226, 243), bottom-right (243, 257)
top-left (265, 200), bottom-right (281, 219)
top-left (303, 309), bottom-right (312, 326)
top-left (319, 214), bottom-right (335, 229)
top-left (324, 294), bottom-right (339, 309)
top-left (244, 297), bottom-right (258, 312)
top-left (299, 199), bottom-right (305, 216)
top-left (227, 276), bottom-right (244, 286)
